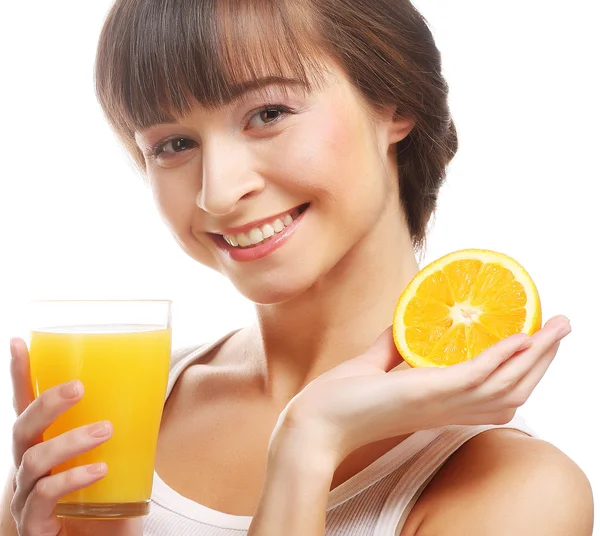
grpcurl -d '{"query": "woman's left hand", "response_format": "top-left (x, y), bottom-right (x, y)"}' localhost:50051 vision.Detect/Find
top-left (273, 315), bottom-right (571, 464)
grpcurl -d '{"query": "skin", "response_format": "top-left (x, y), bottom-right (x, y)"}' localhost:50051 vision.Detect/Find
top-left (135, 63), bottom-right (419, 396)
top-left (1, 60), bottom-right (594, 535)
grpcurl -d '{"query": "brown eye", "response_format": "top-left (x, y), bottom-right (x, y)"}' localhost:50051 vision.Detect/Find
top-left (247, 106), bottom-right (291, 129)
top-left (259, 109), bottom-right (282, 123)
top-left (162, 138), bottom-right (194, 153)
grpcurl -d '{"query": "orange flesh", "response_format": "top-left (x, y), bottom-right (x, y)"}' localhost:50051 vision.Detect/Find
top-left (403, 260), bottom-right (529, 366)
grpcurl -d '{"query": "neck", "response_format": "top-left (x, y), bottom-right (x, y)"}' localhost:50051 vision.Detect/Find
top-left (250, 206), bottom-right (420, 403)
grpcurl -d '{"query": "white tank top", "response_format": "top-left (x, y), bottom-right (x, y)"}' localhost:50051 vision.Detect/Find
top-left (144, 331), bottom-right (536, 535)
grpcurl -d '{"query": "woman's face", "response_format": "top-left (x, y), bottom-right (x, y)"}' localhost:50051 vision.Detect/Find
top-left (135, 61), bottom-right (412, 304)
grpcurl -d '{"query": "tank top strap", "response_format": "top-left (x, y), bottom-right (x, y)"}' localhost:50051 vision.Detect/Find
top-left (377, 417), bottom-right (536, 535)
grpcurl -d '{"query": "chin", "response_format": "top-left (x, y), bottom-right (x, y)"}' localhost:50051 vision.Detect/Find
top-left (229, 270), bottom-right (318, 306)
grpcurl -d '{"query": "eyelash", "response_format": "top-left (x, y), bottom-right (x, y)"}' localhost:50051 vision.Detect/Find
top-left (148, 104), bottom-right (294, 159)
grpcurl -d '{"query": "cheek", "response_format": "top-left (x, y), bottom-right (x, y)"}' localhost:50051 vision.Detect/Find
top-left (150, 172), bottom-right (214, 260)
top-left (265, 106), bottom-right (375, 199)
top-left (150, 160), bottom-right (202, 222)
top-left (151, 176), bottom-right (191, 232)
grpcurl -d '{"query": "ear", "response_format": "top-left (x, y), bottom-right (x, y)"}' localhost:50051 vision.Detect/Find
top-left (388, 116), bottom-right (414, 144)
top-left (380, 104), bottom-right (414, 145)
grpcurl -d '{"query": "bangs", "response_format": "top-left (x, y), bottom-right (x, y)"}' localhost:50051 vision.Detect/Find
top-left (95, 0), bottom-right (327, 136)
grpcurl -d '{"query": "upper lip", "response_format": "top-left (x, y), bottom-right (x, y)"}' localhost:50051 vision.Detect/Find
top-left (210, 204), bottom-right (305, 236)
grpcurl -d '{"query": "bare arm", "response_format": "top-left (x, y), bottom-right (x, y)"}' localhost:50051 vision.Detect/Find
top-left (248, 427), bottom-right (337, 536)
top-left (246, 318), bottom-right (574, 535)
top-left (414, 431), bottom-right (594, 536)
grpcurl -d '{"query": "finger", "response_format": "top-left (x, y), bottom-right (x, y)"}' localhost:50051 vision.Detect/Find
top-left (480, 316), bottom-right (570, 398)
top-left (512, 339), bottom-right (561, 401)
top-left (475, 340), bottom-right (561, 413)
top-left (356, 327), bottom-right (405, 372)
top-left (445, 332), bottom-right (533, 391)
top-left (12, 380), bottom-right (83, 468)
top-left (13, 421), bottom-right (112, 514)
top-left (17, 463), bottom-right (107, 531)
top-left (506, 339), bottom-right (561, 408)
top-left (10, 338), bottom-right (35, 417)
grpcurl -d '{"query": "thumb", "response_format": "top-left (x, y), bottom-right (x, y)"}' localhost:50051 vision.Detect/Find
top-left (354, 327), bottom-right (406, 372)
top-left (10, 338), bottom-right (35, 416)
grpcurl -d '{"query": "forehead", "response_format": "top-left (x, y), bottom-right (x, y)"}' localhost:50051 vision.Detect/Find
top-left (101, 0), bottom-right (330, 136)
top-left (135, 76), bottom-right (312, 133)
top-left (133, 62), bottom-right (373, 145)
top-left (138, 60), bottom-right (369, 142)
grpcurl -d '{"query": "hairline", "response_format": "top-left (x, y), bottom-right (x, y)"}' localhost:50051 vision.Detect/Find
top-left (134, 73), bottom-right (332, 134)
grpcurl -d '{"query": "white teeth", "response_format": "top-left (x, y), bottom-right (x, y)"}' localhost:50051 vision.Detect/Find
top-left (222, 207), bottom-right (305, 248)
top-left (237, 233), bottom-right (251, 247)
top-left (262, 224), bottom-right (274, 238)
top-left (249, 228), bottom-right (264, 245)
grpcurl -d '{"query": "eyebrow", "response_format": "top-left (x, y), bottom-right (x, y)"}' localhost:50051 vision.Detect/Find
top-left (137, 76), bottom-right (305, 132)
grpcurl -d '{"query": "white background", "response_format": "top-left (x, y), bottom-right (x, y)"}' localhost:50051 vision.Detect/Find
top-left (1, 0), bottom-right (598, 529)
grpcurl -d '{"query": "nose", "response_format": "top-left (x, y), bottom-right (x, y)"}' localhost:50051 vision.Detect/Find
top-left (195, 139), bottom-right (265, 215)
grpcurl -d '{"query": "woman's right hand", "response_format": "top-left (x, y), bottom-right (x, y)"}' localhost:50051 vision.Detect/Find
top-left (8, 338), bottom-right (141, 536)
top-left (275, 316), bottom-right (571, 464)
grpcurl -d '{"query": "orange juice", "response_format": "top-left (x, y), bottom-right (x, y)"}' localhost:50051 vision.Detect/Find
top-left (29, 325), bottom-right (171, 509)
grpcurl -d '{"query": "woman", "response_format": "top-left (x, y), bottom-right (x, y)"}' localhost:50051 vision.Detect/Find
top-left (2, 0), bottom-right (593, 534)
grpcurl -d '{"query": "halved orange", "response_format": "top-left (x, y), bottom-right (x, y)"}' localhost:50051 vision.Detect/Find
top-left (392, 249), bottom-right (542, 368)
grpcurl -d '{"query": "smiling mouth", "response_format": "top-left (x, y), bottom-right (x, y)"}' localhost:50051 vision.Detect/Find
top-left (220, 203), bottom-right (309, 249)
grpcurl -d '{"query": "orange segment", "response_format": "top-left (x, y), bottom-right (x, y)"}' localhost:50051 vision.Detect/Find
top-left (404, 297), bottom-right (451, 325)
top-left (428, 323), bottom-right (468, 366)
top-left (392, 249), bottom-right (542, 368)
top-left (405, 317), bottom-right (454, 356)
top-left (478, 309), bottom-right (528, 339)
top-left (415, 270), bottom-right (455, 307)
top-left (476, 279), bottom-right (528, 312)
top-left (442, 259), bottom-right (483, 302)
top-left (466, 321), bottom-right (501, 359)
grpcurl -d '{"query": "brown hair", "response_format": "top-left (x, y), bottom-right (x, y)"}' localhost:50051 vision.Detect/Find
top-left (95, 0), bottom-right (457, 252)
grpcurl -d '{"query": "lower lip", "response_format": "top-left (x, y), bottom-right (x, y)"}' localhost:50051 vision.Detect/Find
top-left (215, 207), bottom-right (308, 262)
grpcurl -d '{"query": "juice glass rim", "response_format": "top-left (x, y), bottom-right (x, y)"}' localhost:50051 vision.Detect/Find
top-left (28, 300), bottom-right (172, 333)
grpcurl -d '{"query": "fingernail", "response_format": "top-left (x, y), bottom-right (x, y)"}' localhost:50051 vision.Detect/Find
top-left (558, 322), bottom-right (572, 338)
top-left (61, 380), bottom-right (82, 399)
top-left (89, 421), bottom-right (112, 438)
top-left (9, 339), bottom-right (19, 360)
top-left (546, 316), bottom-right (569, 329)
top-left (87, 462), bottom-right (107, 475)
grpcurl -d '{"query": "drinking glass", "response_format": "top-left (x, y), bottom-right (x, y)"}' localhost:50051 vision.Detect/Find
top-left (28, 300), bottom-right (172, 519)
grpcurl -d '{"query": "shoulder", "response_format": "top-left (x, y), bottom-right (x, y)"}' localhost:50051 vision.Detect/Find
top-left (408, 428), bottom-right (594, 536)
top-left (169, 328), bottom-right (243, 372)
top-left (170, 343), bottom-right (208, 372)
